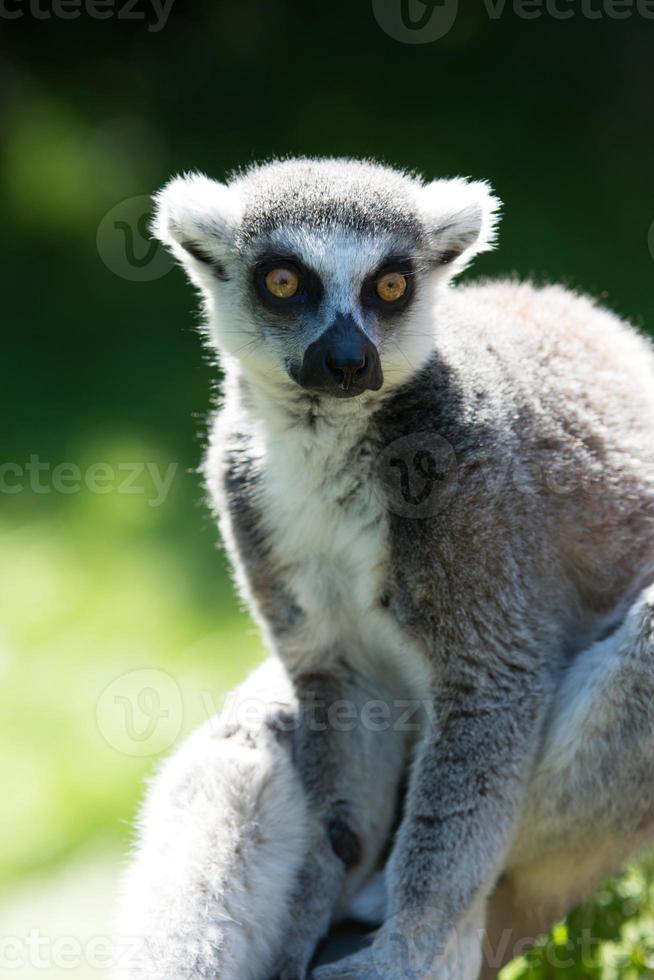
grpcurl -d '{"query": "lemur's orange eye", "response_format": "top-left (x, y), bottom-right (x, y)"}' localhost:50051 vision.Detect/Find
top-left (376, 271), bottom-right (408, 303)
top-left (265, 267), bottom-right (299, 299)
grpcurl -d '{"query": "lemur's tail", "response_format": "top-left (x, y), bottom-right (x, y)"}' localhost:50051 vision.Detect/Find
top-left (114, 662), bottom-right (310, 980)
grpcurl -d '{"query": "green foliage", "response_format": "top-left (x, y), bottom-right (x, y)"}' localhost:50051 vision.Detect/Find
top-left (0, 463), bottom-right (263, 892)
top-left (503, 863), bottom-right (654, 978)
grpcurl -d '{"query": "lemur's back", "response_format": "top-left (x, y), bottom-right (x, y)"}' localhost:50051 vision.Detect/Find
top-left (443, 280), bottom-right (654, 454)
top-left (428, 279), bottom-right (654, 615)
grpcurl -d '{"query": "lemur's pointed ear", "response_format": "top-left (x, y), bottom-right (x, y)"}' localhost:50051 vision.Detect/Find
top-left (152, 173), bottom-right (243, 281)
top-left (418, 178), bottom-right (501, 272)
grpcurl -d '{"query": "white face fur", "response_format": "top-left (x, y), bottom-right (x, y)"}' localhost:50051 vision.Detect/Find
top-left (153, 158), bottom-right (500, 405)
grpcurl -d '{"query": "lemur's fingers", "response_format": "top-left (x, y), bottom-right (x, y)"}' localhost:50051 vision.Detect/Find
top-left (310, 926), bottom-right (474, 980)
top-left (310, 946), bottom-right (378, 980)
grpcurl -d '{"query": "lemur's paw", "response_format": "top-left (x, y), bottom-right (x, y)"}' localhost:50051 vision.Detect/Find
top-left (310, 919), bottom-right (449, 980)
top-left (310, 947), bottom-right (378, 979)
top-left (278, 965), bottom-right (309, 980)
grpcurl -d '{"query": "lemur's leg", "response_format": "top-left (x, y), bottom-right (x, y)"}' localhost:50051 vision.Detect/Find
top-left (480, 583), bottom-right (654, 977)
top-left (275, 661), bottom-right (408, 979)
top-left (115, 657), bottom-right (406, 980)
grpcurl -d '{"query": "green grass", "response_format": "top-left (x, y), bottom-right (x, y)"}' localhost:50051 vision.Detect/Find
top-left (0, 444), bottom-right (263, 894)
top-left (1, 446), bottom-right (653, 977)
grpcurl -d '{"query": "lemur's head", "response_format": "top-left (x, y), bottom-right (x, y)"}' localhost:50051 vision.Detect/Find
top-left (154, 158), bottom-right (500, 402)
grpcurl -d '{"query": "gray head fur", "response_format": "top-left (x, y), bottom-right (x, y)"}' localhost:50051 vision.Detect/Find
top-left (153, 157), bottom-right (501, 402)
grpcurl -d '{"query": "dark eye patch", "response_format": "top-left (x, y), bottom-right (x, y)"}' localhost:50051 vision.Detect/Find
top-left (252, 252), bottom-right (324, 312)
top-left (361, 256), bottom-right (415, 314)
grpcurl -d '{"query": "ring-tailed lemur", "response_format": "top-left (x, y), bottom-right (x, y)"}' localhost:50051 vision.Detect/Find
top-left (117, 158), bottom-right (654, 980)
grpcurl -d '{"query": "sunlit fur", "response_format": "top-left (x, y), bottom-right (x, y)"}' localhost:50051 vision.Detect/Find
top-left (116, 159), bottom-right (654, 980)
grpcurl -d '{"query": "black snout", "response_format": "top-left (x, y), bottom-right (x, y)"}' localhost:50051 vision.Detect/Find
top-left (297, 315), bottom-right (383, 398)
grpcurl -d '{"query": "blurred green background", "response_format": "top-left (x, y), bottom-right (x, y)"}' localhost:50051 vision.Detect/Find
top-left (1, 2), bottom-right (653, 976)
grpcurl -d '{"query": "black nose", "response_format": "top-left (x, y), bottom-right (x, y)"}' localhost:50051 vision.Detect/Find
top-left (325, 348), bottom-right (367, 391)
top-left (297, 315), bottom-right (383, 398)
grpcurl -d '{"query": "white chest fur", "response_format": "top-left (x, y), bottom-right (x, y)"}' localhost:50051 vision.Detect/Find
top-left (255, 411), bottom-right (431, 696)
top-left (260, 418), bottom-right (385, 633)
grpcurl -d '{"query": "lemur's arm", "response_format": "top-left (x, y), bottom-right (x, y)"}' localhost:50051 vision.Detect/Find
top-left (387, 677), bottom-right (543, 949)
top-left (313, 650), bottom-right (546, 980)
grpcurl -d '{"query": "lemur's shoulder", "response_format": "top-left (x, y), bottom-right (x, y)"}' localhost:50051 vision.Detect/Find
top-left (434, 278), bottom-right (654, 447)
top-left (443, 277), bottom-right (653, 371)
top-left (372, 278), bottom-right (654, 514)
